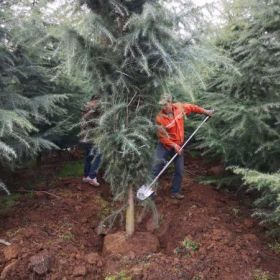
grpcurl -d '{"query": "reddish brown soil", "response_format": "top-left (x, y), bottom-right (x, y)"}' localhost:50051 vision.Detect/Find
top-left (0, 153), bottom-right (279, 280)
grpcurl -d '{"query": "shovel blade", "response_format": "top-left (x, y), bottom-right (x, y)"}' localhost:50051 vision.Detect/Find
top-left (136, 185), bottom-right (154, 200)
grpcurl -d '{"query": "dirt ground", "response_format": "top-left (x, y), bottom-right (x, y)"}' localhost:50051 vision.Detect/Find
top-left (0, 152), bottom-right (279, 280)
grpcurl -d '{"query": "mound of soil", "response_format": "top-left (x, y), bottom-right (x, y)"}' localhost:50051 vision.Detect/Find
top-left (0, 153), bottom-right (279, 279)
top-left (103, 231), bottom-right (159, 256)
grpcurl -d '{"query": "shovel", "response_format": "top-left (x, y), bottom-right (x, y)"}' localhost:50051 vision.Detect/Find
top-left (136, 116), bottom-right (210, 200)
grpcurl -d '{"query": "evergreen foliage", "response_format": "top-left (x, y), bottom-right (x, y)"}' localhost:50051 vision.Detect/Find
top-left (0, 1), bottom-right (72, 192)
top-left (195, 0), bottom-right (280, 172)
top-left (232, 167), bottom-right (280, 235)
top-left (191, 0), bottom-right (280, 232)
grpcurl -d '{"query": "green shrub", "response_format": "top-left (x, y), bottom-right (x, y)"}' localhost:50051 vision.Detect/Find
top-left (232, 168), bottom-right (280, 235)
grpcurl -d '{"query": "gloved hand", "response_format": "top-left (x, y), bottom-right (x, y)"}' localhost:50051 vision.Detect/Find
top-left (204, 109), bottom-right (214, 117)
top-left (172, 143), bottom-right (182, 155)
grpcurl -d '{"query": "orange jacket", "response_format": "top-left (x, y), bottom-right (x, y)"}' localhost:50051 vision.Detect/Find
top-left (156, 102), bottom-right (206, 149)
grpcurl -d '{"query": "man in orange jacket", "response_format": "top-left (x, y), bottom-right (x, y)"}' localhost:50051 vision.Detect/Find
top-left (152, 94), bottom-right (213, 200)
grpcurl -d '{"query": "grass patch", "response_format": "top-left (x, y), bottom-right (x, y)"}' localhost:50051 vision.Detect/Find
top-left (58, 160), bottom-right (84, 178)
top-left (59, 231), bottom-right (75, 242)
top-left (25, 192), bottom-right (36, 199)
top-left (174, 237), bottom-right (200, 255)
top-left (191, 276), bottom-right (202, 280)
top-left (252, 270), bottom-right (272, 280)
top-left (105, 271), bottom-right (132, 280)
top-left (0, 194), bottom-right (21, 215)
top-left (231, 207), bottom-right (241, 217)
top-left (94, 196), bottom-right (113, 219)
top-left (268, 241), bottom-right (280, 254)
top-left (182, 238), bottom-right (200, 251)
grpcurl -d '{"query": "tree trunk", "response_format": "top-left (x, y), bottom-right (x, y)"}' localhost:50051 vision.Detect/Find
top-left (126, 186), bottom-right (135, 237)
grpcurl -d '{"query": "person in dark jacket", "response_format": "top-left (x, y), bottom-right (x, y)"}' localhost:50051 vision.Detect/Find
top-left (80, 97), bottom-right (101, 186)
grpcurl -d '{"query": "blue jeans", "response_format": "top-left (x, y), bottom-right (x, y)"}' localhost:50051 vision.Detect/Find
top-left (83, 143), bottom-right (101, 179)
top-left (151, 143), bottom-right (184, 194)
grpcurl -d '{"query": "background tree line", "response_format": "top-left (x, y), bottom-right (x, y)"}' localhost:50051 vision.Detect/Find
top-left (190, 0), bottom-right (280, 235)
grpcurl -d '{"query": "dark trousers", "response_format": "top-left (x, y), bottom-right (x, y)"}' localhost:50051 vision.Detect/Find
top-left (83, 143), bottom-right (101, 179)
top-left (151, 143), bottom-right (184, 194)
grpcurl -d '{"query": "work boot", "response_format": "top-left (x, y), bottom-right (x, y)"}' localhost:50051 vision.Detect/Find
top-left (170, 193), bottom-right (184, 200)
top-left (88, 177), bottom-right (100, 187)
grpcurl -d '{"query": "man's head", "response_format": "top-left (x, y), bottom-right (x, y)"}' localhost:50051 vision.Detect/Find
top-left (159, 93), bottom-right (173, 114)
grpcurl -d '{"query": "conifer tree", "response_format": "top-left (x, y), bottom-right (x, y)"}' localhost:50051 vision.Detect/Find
top-left (46, 0), bottom-right (225, 236)
top-left (0, 1), bottom-right (70, 193)
top-left (195, 0), bottom-right (280, 172)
